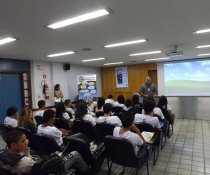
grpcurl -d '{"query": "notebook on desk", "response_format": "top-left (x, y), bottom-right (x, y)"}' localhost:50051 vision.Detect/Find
top-left (142, 131), bottom-right (154, 142)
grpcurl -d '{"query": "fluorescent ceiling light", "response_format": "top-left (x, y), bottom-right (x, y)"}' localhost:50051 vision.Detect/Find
top-left (82, 58), bottom-right (105, 62)
top-left (47, 9), bottom-right (109, 29)
top-left (196, 45), bottom-right (210, 49)
top-left (0, 37), bottom-right (16, 45)
top-left (129, 50), bottom-right (161, 56)
top-left (104, 62), bottom-right (124, 65)
top-left (104, 39), bottom-right (146, 48)
top-left (197, 53), bottom-right (210, 57)
top-left (145, 57), bottom-right (170, 62)
top-left (47, 51), bottom-right (75, 57)
top-left (194, 28), bottom-right (210, 34)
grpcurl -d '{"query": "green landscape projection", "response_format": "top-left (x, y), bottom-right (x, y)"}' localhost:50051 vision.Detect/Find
top-left (166, 80), bottom-right (210, 94)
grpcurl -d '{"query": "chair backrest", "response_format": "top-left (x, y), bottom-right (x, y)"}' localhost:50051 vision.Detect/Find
top-left (34, 116), bottom-right (43, 126)
top-left (15, 127), bottom-right (38, 151)
top-left (95, 111), bottom-right (104, 118)
top-left (104, 135), bottom-right (138, 167)
top-left (72, 120), bottom-right (97, 141)
top-left (132, 105), bottom-right (143, 115)
top-left (34, 133), bottom-right (62, 155)
top-left (0, 123), bottom-right (13, 141)
top-left (135, 122), bottom-right (157, 132)
top-left (63, 133), bottom-right (94, 165)
top-left (54, 118), bottom-right (70, 130)
top-left (0, 161), bottom-right (22, 175)
top-left (95, 123), bottom-right (116, 142)
top-left (112, 107), bottom-right (122, 114)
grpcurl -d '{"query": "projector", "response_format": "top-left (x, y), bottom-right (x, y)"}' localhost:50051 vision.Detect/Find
top-left (166, 45), bottom-right (183, 57)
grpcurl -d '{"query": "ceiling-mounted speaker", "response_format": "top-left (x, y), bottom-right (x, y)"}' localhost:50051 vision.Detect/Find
top-left (64, 63), bottom-right (70, 71)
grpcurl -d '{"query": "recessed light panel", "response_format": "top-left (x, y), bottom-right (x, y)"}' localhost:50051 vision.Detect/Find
top-left (129, 50), bottom-right (161, 56)
top-left (47, 9), bottom-right (109, 29)
top-left (104, 39), bottom-right (146, 48)
top-left (0, 37), bottom-right (16, 45)
top-left (47, 51), bottom-right (75, 57)
top-left (82, 58), bottom-right (105, 62)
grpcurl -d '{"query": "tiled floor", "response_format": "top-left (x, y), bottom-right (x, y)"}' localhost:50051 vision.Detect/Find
top-left (1, 119), bottom-right (210, 175)
top-left (98, 119), bottom-right (210, 175)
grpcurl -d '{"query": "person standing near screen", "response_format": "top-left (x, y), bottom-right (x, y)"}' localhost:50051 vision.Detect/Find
top-left (54, 84), bottom-right (63, 106)
top-left (139, 77), bottom-right (157, 98)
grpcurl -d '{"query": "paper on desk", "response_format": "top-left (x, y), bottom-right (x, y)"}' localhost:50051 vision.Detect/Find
top-left (142, 131), bottom-right (154, 142)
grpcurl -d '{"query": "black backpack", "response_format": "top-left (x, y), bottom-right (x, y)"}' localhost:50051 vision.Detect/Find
top-left (31, 154), bottom-right (66, 175)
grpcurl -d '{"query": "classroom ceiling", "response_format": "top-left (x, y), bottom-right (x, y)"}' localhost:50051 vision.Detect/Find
top-left (0, 0), bottom-right (210, 67)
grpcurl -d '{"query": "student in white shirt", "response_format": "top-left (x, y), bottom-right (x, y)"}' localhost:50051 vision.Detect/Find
top-left (37, 109), bottom-right (69, 146)
top-left (134, 99), bottom-right (161, 129)
top-left (56, 102), bottom-right (72, 126)
top-left (95, 97), bottom-right (105, 112)
top-left (98, 103), bottom-right (122, 126)
top-left (75, 100), bottom-right (96, 126)
top-left (34, 100), bottom-right (45, 117)
top-left (105, 94), bottom-right (116, 107)
top-left (113, 112), bottom-right (146, 155)
top-left (64, 99), bottom-right (75, 119)
top-left (115, 95), bottom-right (126, 108)
top-left (4, 106), bottom-right (18, 127)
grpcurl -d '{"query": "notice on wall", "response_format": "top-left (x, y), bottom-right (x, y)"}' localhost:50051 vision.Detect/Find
top-left (115, 66), bottom-right (128, 88)
top-left (77, 74), bottom-right (97, 101)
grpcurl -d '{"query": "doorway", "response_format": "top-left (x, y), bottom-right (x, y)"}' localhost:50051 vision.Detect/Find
top-left (0, 73), bottom-right (22, 122)
top-left (148, 70), bottom-right (158, 94)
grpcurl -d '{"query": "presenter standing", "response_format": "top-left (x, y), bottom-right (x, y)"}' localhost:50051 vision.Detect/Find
top-left (54, 84), bottom-right (63, 106)
top-left (139, 77), bottom-right (157, 98)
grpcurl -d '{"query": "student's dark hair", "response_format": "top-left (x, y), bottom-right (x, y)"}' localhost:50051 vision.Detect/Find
top-left (54, 84), bottom-right (60, 91)
top-left (132, 94), bottom-right (139, 105)
top-left (103, 103), bottom-right (112, 114)
top-left (120, 112), bottom-right (134, 128)
top-left (117, 95), bottom-right (125, 104)
top-left (56, 102), bottom-right (66, 119)
top-left (143, 98), bottom-right (155, 113)
top-left (43, 109), bottom-right (55, 123)
top-left (75, 100), bottom-right (88, 120)
top-left (64, 99), bottom-right (71, 106)
top-left (6, 130), bottom-right (24, 148)
top-left (38, 100), bottom-right (46, 109)
top-left (97, 97), bottom-right (105, 109)
top-left (6, 106), bottom-right (18, 117)
top-left (125, 98), bottom-right (132, 108)
top-left (157, 96), bottom-right (168, 109)
top-left (108, 94), bottom-right (113, 99)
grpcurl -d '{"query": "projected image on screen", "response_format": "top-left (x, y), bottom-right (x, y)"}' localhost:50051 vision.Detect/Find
top-left (164, 60), bottom-right (210, 96)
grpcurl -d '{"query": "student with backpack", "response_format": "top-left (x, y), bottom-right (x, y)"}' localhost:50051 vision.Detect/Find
top-left (0, 130), bottom-right (88, 175)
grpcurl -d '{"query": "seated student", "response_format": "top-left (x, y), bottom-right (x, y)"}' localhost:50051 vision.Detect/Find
top-left (0, 130), bottom-right (88, 175)
top-left (37, 109), bottom-right (69, 146)
top-left (123, 98), bottom-right (133, 112)
top-left (134, 99), bottom-right (161, 129)
top-left (132, 94), bottom-right (143, 107)
top-left (4, 106), bottom-right (18, 127)
top-left (34, 100), bottom-right (46, 117)
top-left (105, 94), bottom-right (116, 107)
top-left (95, 97), bottom-right (105, 112)
top-left (142, 97), bottom-right (165, 120)
top-left (75, 100), bottom-right (96, 126)
top-left (115, 95), bottom-right (126, 108)
top-left (113, 112), bottom-right (146, 156)
top-left (18, 107), bottom-right (37, 133)
top-left (64, 99), bottom-right (75, 118)
top-left (56, 102), bottom-right (72, 126)
top-left (98, 103), bottom-right (122, 126)
top-left (157, 95), bottom-right (173, 115)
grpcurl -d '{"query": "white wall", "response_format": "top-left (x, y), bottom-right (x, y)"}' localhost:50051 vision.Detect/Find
top-left (31, 61), bottom-right (101, 108)
top-left (55, 63), bottom-right (101, 101)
